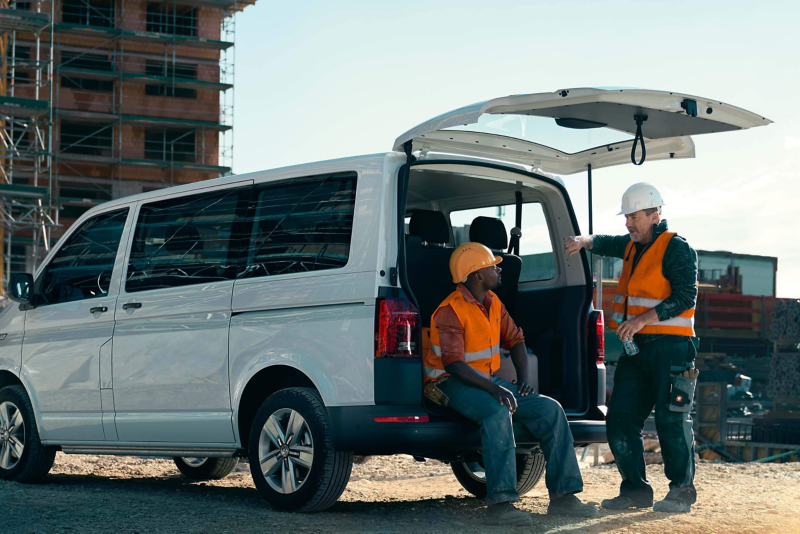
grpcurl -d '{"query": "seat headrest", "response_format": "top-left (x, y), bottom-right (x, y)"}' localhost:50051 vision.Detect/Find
top-left (165, 224), bottom-right (202, 253)
top-left (409, 210), bottom-right (450, 245)
top-left (469, 216), bottom-right (508, 251)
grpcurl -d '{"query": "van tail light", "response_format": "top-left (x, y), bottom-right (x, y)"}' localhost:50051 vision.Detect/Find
top-left (375, 298), bottom-right (419, 358)
top-left (593, 310), bottom-right (605, 365)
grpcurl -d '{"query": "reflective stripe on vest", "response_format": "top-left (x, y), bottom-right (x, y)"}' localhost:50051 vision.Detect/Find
top-left (611, 296), bottom-right (697, 324)
top-left (430, 343), bottom-right (501, 362)
top-left (608, 231), bottom-right (696, 337)
top-left (424, 366), bottom-right (447, 379)
top-left (423, 288), bottom-right (502, 383)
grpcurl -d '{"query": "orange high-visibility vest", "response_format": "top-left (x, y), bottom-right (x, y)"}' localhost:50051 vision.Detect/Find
top-left (608, 231), bottom-right (696, 337)
top-left (423, 288), bottom-right (502, 384)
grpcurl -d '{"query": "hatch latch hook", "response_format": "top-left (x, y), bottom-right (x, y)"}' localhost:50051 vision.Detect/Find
top-left (631, 114), bottom-right (648, 166)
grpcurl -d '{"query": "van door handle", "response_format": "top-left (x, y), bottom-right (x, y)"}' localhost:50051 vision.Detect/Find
top-left (122, 302), bottom-right (142, 310)
top-left (90, 306), bottom-right (108, 314)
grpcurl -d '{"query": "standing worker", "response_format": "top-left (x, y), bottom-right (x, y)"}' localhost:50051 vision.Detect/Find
top-left (424, 242), bottom-right (598, 526)
top-left (564, 182), bottom-right (699, 513)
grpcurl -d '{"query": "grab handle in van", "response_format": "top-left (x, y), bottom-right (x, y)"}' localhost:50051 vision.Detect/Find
top-left (122, 302), bottom-right (142, 310)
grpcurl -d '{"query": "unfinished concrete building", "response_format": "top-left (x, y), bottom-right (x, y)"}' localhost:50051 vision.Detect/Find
top-left (0, 0), bottom-right (256, 292)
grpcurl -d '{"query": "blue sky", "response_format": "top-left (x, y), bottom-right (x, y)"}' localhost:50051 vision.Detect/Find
top-left (233, 0), bottom-right (800, 297)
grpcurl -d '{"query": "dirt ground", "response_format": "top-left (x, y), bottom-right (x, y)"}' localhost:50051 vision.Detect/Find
top-left (3, 451), bottom-right (800, 533)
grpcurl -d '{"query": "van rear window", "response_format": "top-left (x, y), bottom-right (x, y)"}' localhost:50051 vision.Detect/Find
top-left (450, 202), bottom-right (556, 282)
top-left (239, 172), bottom-right (357, 279)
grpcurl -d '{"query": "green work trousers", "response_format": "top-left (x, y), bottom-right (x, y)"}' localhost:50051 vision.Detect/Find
top-left (607, 335), bottom-right (699, 505)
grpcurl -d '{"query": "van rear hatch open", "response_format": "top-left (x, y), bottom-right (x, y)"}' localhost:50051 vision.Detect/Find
top-left (390, 88), bottom-right (771, 419)
top-left (394, 87), bottom-right (771, 175)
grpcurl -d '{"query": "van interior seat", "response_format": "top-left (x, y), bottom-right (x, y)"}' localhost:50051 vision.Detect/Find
top-left (406, 210), bottom-right (455, 328)
top-left (469, 216), bottom-right (522, 316)
top-left (165, 223), bottom-right (203, 254)
top-left (408, 210), bottom-right (450, 248)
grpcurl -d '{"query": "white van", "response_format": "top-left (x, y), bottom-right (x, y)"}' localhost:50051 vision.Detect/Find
top-left (0, 88), bottom-right (769, 512)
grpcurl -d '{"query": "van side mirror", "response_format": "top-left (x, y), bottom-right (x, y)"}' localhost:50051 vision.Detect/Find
top-left (9, 273), bottom-right (33, 304)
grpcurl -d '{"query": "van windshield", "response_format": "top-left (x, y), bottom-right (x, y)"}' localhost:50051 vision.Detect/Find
top-left (446, 113), bottom-right (634, 154)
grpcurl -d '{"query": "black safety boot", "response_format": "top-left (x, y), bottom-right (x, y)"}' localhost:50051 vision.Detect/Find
top-left (653, 497), bottom-right (691, 513)
top-left (485, 501), bottom-right (533, 526)
top-left (601, 494), bottom-right (653, 510)
top-left (547, 494), bottom-right (599, 517)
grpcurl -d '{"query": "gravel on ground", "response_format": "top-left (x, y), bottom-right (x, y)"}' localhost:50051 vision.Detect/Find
top-left (2, 451), bottom-right (800, 533)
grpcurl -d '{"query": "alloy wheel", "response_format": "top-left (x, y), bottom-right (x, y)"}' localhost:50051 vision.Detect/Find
top-left (257, 408), bottom-right (314, 494)
top-left (181, 457), bottom-right (208, 468)
top-left (0, 401), bottom-right (25, 471)
top-left (462, 460), bottom-right (487, 483)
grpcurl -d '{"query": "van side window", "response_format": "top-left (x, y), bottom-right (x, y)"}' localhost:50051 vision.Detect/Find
top-left (40, 208), bottom-right (129, 305)
top-left (125, 187), bottom-right (247, 292)
top-left (240, 172), bottom-right (357, 279)
top-left (450, 202), bottom-right (555, 281)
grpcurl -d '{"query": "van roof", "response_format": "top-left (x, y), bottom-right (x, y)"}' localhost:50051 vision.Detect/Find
top-left (86, 152), bottom-right (393, 215)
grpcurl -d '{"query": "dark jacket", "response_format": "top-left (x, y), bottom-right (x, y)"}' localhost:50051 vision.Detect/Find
top-left (592, 219), bottom-right (698, 343)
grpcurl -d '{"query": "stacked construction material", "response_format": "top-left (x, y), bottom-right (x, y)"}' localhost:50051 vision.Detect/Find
top-left (768, 300), bottom-right (800, 399)
top-left (769, 299), bottom-right (800, 347)
top-left (768, 352), bottom-right (800, 398)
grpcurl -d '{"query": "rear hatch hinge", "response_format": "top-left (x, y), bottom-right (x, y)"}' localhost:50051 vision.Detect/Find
top-left (681, 98), bottom-right (698, 117)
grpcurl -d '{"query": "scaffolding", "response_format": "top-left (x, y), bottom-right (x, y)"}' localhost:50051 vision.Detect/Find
top-left (0, 0), bottom-right (56, 289)
top-left (0, 0), bottom-right (254, 294)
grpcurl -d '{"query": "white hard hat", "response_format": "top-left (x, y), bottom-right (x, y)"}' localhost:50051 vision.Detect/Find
top-left (617, 182), bottom-right (664, 216)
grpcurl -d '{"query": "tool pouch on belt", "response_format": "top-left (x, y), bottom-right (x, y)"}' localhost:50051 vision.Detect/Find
top-left (423, 376), bottom-right (450, 407)
top-left (668, 369), bottom-right (699, 412)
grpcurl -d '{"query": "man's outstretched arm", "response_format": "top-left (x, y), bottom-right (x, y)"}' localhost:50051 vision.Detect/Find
top-left (564, 234), bottom-right (631, 259)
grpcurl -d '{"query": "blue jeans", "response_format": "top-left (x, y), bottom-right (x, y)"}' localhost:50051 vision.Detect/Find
top-left (439, 375), bottom-right (584, 505)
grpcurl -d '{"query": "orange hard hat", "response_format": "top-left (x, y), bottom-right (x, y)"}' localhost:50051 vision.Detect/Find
top-left (449, 242), bottom-right (502, 283)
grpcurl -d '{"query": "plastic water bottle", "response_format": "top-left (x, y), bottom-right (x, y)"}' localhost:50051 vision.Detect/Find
top-left (622, 338), bottom-right (639, 356)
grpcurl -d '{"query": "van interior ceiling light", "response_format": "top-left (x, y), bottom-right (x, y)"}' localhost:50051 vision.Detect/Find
top-left (631, 115), bottom-right (648, 166)
top-left (554, 118), bottom-right (607, 129)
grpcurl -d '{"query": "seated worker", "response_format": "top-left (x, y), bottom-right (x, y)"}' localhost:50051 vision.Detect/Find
top-left (424, 242), bottom-right (597, 526)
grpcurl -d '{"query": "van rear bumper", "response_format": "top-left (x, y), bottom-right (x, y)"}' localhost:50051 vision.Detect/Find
top-left (569, 420), bottom-right (608, 446)
top-left (327, 405), bottom-right (606, 459)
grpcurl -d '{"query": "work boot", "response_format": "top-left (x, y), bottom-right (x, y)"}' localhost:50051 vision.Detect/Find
top-left (653, 497), bottom-right (691, 513)
top-left (601, 494), bottom-right (653, 510)
top-left (485, 501), bottom-right (533, 526)
top-left (547, 494), bottom-right (599, 517)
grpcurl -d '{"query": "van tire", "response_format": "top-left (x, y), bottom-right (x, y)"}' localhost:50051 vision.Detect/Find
top-left (515, 451), bottom-right (547, 495)
top-left (247, 387), bottom-right (352, 512)
top-left (173, 457), bottom-right (239, 480)
top-left (451, 451), bottom-right (545, 498)
top-left (0, 385), bottom-right (56, 484)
